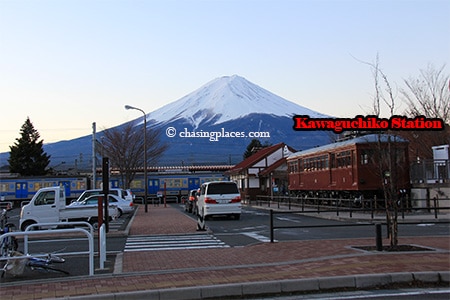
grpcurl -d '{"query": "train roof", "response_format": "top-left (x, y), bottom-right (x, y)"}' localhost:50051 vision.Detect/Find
top-left (288, 134), bottom-right (408, 159)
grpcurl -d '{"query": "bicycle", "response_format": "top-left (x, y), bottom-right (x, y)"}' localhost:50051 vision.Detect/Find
top-left (1, 251), bottom-right (69, 278)
top-left (0, 209), bottom-right (18, 257)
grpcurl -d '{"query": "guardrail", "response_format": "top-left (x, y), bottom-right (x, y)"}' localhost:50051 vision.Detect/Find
top-left (0, 226), bottom-right (95, 276)
top-left (23, 221), bottom-right (94, 254)
top-left (0, 202), bottom-right (13, 210)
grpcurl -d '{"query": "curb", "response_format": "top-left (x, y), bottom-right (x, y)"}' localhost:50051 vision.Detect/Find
top-left (45, 271), bottom-right (450, 300)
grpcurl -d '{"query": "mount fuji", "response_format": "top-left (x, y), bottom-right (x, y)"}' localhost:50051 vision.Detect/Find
top-left (146, 75), bottom-right (327, 128)
top-left (0, 75), bottom-right (334, 169)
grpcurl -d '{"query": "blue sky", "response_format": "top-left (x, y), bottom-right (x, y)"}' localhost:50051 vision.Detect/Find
top-left (0, 0), bottom-right (449, 153)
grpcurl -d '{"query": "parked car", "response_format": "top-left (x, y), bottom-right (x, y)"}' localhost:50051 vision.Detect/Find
top-left (124, 189), bottom-right (135, 202)
top-left (184, 189), bottom-right (198, 213)
top-left (72, 188), bottom-right (129, 204)
top-left (196, 181), bottom-right (241, 220)
top-left (69, 194), bottom-right (134, 217)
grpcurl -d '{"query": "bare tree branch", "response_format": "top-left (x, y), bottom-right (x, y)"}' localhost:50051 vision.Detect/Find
top-left (99, 122), bottom-right (168, 189)
top-left (401, 64), bottom-right (450, 124)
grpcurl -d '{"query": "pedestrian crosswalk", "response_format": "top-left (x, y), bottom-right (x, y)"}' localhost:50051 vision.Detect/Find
top-left (124, 233), bottom-right (229, 252)
top-left (108, 217), bottom-right (126, 232)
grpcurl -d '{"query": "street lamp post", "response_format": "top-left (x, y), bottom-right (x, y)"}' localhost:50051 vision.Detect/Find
top-left (125, 105), bottom-right (148, 213)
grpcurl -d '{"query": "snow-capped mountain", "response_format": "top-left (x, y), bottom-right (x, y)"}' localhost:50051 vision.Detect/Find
top-left (130, 75), bottom-right (332, 165)
top-left (0, 75), bottom-right (334, 169)
top-left (145, 75), bottom-right (328, 129)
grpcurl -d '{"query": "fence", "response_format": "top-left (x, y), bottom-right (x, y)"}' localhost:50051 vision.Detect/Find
top-left (410, 159), bottom-right (449, 184)
top-left (247, 195), bottom-right (450, 220)
top-left (133, 195), bottom-right (179, 205)
top-left (267, 207), bottom-right (450, 244)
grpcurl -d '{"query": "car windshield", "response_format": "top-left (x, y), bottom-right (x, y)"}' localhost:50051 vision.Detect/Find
top-left (207, 183), bottom-right (238, 194)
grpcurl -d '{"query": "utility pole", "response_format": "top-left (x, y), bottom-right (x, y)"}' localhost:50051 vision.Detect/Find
top-left (92, 122), bottom-right (96, 189)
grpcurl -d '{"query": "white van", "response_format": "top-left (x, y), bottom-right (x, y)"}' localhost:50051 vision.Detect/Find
top-left (196, 181), bottom-right (241, 220)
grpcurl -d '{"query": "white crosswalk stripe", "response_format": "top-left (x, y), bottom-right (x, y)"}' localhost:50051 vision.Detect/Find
top-left (124, 234), bottom-right (229, 252)
top-left (105, 217), bottom-right (126, 232)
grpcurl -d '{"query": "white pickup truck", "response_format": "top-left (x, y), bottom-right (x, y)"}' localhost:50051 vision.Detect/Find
top-left (19, 186), bottom-right (118, 231)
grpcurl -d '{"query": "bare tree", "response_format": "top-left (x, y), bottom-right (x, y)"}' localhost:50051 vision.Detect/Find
top-left (358, 57), bottom-right (449, 249)
top-left (402, 64), bottom-right (449, 124)
top-left (370, 56), bottom-right (402, 249)
top-left (399, 64), bottom-right (450, 160)
top-left (357, 54), bottom-right (402, 249)
top-left (99, 122), bottom-right (168, 189)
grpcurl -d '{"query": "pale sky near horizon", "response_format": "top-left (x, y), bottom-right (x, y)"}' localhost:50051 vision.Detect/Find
top-left (0, 0), bottom-right (449, 154)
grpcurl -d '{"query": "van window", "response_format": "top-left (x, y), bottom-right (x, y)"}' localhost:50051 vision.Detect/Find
top-left (35, 190), bottom-right (55, 206)
top-left (207, 183), bottom-right (239, 194)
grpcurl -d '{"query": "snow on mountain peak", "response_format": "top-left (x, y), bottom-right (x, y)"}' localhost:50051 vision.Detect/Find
top-left (146, 75), bottom-right (327, 128)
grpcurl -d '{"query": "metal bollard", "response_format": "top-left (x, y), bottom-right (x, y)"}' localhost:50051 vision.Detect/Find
top-left (270, 209), bottom-right (274, 243)
top-left (375, 223), bottom-right (383, 251)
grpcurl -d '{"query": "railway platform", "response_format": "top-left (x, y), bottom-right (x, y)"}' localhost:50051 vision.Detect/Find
top-left (0, 204), bottom-right (449, 300)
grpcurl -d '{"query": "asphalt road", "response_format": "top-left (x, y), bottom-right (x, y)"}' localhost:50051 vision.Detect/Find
top-left (177, 205), bottom-right (450, 246)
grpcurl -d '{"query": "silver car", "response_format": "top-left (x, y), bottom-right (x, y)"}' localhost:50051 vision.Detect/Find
top-left (68, 194), bottom-right (134, 217)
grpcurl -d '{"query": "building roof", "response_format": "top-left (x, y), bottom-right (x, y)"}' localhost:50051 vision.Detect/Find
top-left (289, 134), bottom-right (409, 159)
top-left (258, 157), bottom-right (287, 177)
top-left (227, 142), bottom-right (296, 175)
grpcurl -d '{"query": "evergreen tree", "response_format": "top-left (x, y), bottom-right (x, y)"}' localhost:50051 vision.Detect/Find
top-left (8, 117), bottom-right (51, 176)
top-left (243, 139), bottom-right (270, 159)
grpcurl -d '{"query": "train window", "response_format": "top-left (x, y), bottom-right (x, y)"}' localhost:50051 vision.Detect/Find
top-left (0, 183), bottom-right (8, 192)
top-left (76, 180), bottom-right (87, 190)
top-left (360, 150), bottom-right (375, 165)
top-left (337, 151), bottom-right (351, 168)
top-left (130, 180), bottom-right (143, 189)
top-left (300, 155), bottom-right (329, 172)
top-left (361, 151), bottom-right (369, 165)
top-left (288, 161), bottom-right (298, 173)
top-left (319, 155), bottom-right (328, 169)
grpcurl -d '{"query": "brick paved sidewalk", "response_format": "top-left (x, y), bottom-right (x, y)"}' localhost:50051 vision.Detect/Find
top-left (0, 205), bottom-right (449, 300)
top-left (128, 204), bottom-right (200, 235)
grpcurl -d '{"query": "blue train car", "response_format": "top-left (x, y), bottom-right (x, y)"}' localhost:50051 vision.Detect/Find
top-left (0, 176), bottom-right (89, 203)
top-left (0, 169), bottom-right (228, 206)
top-left (148, 173), bottom-right (227, 197)
top-left (95, 172), bottom-right (228, 199)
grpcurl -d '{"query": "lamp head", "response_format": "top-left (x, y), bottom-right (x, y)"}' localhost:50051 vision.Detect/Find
top-left (124, 105), bottom-right (134, 110)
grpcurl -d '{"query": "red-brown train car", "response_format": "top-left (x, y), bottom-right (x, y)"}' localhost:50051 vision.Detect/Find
top-left (287, 134), bottom-right (410, 199)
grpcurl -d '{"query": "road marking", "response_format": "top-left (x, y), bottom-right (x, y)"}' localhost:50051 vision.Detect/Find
top-left (124, 233), bottom-right (229, 252)
top-left (275, 216), bottom-right (302, 223)
top-left (242, 232), bottom-right (275, 243)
